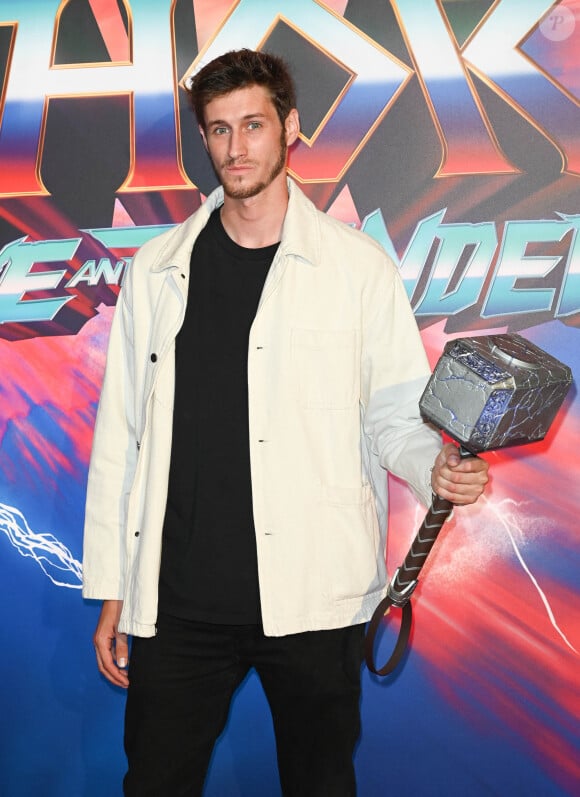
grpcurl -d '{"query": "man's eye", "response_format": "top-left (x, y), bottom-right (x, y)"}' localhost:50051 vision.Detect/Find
top-left (213, 127), bottom-right (228, 135)
top-left (248, 122), bottom-right (262, 130)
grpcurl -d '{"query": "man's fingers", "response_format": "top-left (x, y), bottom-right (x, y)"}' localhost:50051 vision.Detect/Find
top-left (94, 642), bottom-right (130, 688)
top-left (91, 599), bottom-right (129, 688)
top-left (436, 467), bottom-right (488, 504)
top-left (432, 443), bottom-right (489, 504)
top-left (115, 633), bottom-right (130, 669)
top-left (93, 630), bottom-right (129, 688)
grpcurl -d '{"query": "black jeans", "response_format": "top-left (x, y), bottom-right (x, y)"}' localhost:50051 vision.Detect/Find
top-left (123, 614), bottom-right (365, 796)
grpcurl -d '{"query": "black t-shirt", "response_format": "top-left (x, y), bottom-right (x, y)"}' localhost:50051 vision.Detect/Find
top-left (158, 209), bottom-right (277, 624)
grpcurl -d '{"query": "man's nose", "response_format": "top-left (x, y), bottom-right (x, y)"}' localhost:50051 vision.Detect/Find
top-left (228, 128), bottom-right (247, 159)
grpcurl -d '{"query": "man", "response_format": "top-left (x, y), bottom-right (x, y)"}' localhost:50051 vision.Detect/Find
top-left (83, 49), bottom-right (488, 796)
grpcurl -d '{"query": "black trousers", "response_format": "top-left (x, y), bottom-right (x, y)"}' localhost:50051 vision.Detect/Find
top-left (123, 613), bottom-right (365, 797)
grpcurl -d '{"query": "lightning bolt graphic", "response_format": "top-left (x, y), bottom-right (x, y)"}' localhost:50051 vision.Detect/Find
top-left (0, 502), bottom-right (82, 588)
top-left (482, 495), bottom-right (578, 655)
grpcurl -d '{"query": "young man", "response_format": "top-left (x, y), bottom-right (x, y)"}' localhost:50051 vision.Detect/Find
top-left (83, 49), bottom-right (488, 796)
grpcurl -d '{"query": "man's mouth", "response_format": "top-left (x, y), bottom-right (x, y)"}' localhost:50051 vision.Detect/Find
top-left (224, 160), bottom-right (253, 171)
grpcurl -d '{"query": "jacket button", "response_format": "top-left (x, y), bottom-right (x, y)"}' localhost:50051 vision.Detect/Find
top-left (150, 353), bottom-right (157, 362)
top-left (135, 531), bottom-right (140, 537)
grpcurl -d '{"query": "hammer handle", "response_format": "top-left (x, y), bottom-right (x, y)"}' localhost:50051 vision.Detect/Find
top-left (365, 446), bottom-right (475, 675)
top-left (365, 495), bottom-right (453, 676)
top-left (388, 445), bottom-right (474, 604)
top-left (388, 494), bottom-right (453, 598)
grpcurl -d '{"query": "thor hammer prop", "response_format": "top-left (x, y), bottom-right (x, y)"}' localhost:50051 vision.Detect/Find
top-left (365, 333), bottom-right (572, 676)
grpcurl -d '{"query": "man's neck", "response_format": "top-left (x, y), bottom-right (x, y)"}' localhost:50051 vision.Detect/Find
top-left (220, 178), bottom-right (289, 248)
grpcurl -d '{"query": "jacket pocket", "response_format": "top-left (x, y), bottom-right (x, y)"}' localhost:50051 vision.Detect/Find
top-left (291, 328), bottom-right (358, 409)
top-left (319, 484), bottom-right (382, 601)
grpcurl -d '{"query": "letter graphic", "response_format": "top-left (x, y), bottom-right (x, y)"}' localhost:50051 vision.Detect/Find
top-left (555, 213), bottom-right (580, 317)
top-left (482, 219), bottom-right (570, 317)
top-left (463, 0), bottom-right (580, 175)
top-left (0, 237), bottom-right (81, 323)
top-left (398, 210), bottom-right (497, 314)
top-left (0, 0), bottom-right (192, 196)
top-left (393, 0), bottom-right (517, 176)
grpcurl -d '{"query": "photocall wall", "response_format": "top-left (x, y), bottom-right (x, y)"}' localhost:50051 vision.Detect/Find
top-left (0, 1), bottom-right (578, 795)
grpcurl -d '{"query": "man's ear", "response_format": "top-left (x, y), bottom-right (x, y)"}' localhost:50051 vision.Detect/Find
top-left (284, 108), bottom-right (300, 147)
top-left (199, 124), bottom-right (208, 151)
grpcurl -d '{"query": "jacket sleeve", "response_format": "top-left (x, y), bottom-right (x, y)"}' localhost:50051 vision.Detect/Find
top-left (361, 250), bottom-right (441, 507)
top-left (82, 279), bottom-right (138, 600)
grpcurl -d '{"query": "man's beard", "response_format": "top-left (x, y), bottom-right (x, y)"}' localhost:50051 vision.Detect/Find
top-left (219, 131), bottom-right (287, 200)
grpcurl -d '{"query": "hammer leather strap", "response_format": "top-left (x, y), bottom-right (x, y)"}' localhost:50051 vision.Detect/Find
top-left (364, 595), bottom-right (413, 676)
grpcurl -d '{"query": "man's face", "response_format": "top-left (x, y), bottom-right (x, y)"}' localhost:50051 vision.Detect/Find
top-left (200, 84), bottom-right (298, 200)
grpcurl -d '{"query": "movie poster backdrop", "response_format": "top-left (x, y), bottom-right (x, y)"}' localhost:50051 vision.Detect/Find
top-left (0, 1), bottom-right (578, 794)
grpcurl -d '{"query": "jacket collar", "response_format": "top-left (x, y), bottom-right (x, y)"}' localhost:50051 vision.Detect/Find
top-left (278, 178), bottom-right (320, 266)
top-left (150, 177), bottom-right (320, 273)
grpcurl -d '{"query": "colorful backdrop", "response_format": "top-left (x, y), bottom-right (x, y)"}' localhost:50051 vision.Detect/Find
top-left (0, 1), bottom-right (578, 795)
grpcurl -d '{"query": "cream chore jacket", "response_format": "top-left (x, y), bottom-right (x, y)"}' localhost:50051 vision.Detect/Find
top-left (82, 179), bottom-right (442, 638)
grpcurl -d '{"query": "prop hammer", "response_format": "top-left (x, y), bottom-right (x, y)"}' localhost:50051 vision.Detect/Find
top-left (365, 333), bottom-right (572, 676)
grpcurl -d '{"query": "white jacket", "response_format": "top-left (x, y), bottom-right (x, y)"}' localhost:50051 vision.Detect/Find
top-left (82, 179), bottom-right (441, 637)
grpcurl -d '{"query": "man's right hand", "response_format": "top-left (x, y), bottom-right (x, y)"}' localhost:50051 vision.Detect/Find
top-left (93, 599), bottom-right (130, 688)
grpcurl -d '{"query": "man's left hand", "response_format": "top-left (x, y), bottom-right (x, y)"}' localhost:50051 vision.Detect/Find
top-left (431, 442), bottom-right (489, 506)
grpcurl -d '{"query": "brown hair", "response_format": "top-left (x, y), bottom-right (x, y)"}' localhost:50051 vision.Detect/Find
top-left (186, 48), bottom-right (297, 130)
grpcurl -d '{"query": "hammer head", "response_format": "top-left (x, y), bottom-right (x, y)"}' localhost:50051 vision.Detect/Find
top-left (419, 334), bottom-right (572, 454)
